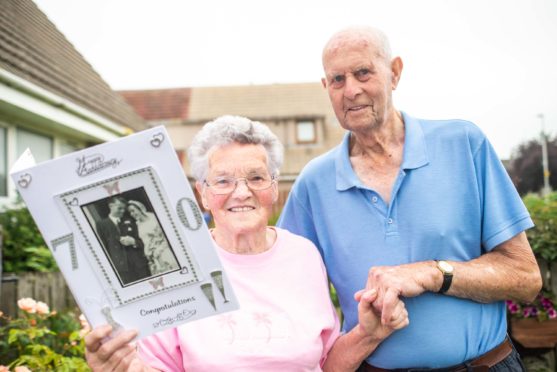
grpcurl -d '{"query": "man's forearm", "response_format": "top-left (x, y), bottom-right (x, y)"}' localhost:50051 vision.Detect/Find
top-left (440, 233), bottom-right (542, 303)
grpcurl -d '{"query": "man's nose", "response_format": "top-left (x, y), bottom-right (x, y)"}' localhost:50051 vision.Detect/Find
top-left (344, 75), bottom-right (362, 100)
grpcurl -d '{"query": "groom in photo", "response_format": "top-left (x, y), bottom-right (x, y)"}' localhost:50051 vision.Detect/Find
top-left (96, 196), bottom-right (151, 285)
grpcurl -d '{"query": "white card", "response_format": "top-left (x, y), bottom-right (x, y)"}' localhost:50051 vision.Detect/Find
top-left (10, 126), bottom-right (238, 340)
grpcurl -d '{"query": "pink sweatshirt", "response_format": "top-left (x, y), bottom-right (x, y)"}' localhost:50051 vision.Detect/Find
top-left (138, 227), bottom-right (340, 371)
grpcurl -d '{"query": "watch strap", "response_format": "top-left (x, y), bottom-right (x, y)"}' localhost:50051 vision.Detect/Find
top-left (438, 272), bottom-right (453, 294)
top-left (436, 260), bottom-right (453, 294)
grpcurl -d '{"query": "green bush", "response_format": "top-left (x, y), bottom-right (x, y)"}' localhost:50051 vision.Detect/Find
top-left (0, 299), bottom-right (89, 371)
top-left (0, 199), bottom-right (57, 273)
top-left (523, 192), bottom-right (557, 262)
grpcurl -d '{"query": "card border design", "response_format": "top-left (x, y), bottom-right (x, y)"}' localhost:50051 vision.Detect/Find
top-left (58, 166), bottom-right (200, 305)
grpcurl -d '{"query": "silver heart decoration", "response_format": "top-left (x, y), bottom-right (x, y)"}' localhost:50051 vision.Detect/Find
top-left (68, 197), bottom-right (79, 206)
top-left (18, 173), bottom-right (32, 188)
top-left (150, 133), bottom-right (165, 148)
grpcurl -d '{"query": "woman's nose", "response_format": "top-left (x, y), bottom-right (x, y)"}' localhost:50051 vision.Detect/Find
top-left (232, 178), bottom-right (251, 196)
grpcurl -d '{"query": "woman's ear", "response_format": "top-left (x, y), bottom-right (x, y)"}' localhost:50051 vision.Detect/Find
top-left (272, 181), bottom-right (279, 203)
top-left (195, 182), bottom-right (209, 210)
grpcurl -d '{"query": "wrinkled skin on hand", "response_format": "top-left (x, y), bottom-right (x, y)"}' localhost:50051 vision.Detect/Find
top-left (85, 325), bottom-right (156, 372)
top-left (355, 288), bottom-right (409, 340)
top-left (365, 262), bottom-right (433, 324)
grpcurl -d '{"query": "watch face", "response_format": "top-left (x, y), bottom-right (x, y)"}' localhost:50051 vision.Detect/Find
top-left (438, 260), bottom-right (454, 274)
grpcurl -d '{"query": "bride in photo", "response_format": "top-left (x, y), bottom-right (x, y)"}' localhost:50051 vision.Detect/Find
top-left (127, 200), bottom-right (179, 275)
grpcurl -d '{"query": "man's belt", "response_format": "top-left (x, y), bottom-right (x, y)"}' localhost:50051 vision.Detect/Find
top-left (360, 338), bottom-right (513, 372)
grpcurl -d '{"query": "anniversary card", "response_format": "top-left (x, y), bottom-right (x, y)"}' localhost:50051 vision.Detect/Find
top-left (10, 127), bottom-right (238, 339)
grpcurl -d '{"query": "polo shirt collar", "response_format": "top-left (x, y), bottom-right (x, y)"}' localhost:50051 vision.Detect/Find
top-left (400, 111), bottom-right (429, 170)
top-left (335, 133), bottom-right (360, 191)
top-left (335, 111), bottom-right (429, 191)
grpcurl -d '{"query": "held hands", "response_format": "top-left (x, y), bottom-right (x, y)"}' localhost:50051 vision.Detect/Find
top-left (365, 262), bottom-right (436, 324)
top-left (354, 289), bottom-right (409, 341)
top-left (85, 325), bottom-right (154, 372)
top-left (120, 236), bottom-right (137, 247)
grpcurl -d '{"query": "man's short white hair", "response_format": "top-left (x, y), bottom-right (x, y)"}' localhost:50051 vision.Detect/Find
top-left (322, 26), bottom-right (392, 65)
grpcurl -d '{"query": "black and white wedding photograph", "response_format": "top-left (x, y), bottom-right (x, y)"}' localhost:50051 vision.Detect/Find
top-left (82, 187), bottom-right (180, 287)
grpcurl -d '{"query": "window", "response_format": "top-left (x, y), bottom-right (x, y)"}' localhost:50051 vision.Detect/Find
top-left (16, 128), bottom-right (53, 163)
top-left (0, 127), bottom-right (6, 196)
top-left (296, 121), bottom-right (316, 144)
top-left (58, 141), bottom-right (80, 156)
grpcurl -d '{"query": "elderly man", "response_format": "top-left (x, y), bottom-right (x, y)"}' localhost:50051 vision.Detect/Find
top-left (278, 26), bottom-right (542, 371)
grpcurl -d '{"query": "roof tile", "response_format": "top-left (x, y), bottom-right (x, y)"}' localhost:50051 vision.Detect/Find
top-left (0, 0), bottom-right (146, 131)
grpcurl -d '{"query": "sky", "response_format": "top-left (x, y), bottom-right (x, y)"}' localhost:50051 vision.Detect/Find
top-left (33, 0), bottom-right (557, 160)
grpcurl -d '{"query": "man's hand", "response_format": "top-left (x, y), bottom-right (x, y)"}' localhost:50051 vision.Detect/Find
top-left (365, 261), bottom-right (437, 324)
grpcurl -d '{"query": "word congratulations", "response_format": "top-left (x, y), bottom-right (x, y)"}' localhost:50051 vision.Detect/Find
top-left (76, 154), bottom-right (120, 177)
top-left (152, 309), bottom-right (197, 328)
top-left (140, 296), bottom-right (196, 317)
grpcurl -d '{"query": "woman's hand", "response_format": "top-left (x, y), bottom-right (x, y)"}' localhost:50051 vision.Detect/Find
top-left (355, 289), bottom-right (409, 341)
top-left (85, 325), bottom-right (154, 371)
top-left (322, 289), bottom-right (409, 371)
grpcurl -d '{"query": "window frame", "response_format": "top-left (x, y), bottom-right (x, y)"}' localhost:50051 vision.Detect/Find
top-left (295, 120), bottom-right (317, 144)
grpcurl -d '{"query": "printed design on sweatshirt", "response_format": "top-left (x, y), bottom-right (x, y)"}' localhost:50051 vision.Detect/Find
top-left (215, 311), bottom-right (292, 349)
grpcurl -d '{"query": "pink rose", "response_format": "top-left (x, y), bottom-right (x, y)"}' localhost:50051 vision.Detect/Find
top-left (79, 313), bottom-right (90, 328)
top-left (17, 298), bottom-right (37, 314)
top-left (79, 313), bottom-right (92, 337)
top-left (0, 365), bottom-right (10, 372)
top-left (35, 301), bottom-right (50, 315)
top-left (15, 366), bottom-right (32, 372)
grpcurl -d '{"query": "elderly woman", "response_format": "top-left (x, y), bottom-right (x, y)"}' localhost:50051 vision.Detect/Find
top-left (85, 116), bottom-right (409, 372)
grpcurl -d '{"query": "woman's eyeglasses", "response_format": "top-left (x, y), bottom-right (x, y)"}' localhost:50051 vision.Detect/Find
top-left (204, 175), bottom-right (276, 195)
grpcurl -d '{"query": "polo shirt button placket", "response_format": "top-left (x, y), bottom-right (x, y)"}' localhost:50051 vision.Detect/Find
top-left (382, 216), bottom-right (397, 237)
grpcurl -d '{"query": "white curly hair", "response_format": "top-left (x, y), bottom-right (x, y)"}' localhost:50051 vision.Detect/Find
top-left (187, 115), bottom-right (284, 182)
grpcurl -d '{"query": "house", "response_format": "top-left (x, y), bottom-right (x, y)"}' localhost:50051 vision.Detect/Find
top-left (119, 83), bottom-right (345, 211)
top-left (0, 0), bottom-right (146, 204)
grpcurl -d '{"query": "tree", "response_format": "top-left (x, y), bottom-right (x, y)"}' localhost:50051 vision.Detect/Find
top-left (509, 136), bottom-right (557, 195)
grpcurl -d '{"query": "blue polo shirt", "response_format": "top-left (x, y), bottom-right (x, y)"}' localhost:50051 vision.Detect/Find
top-left (278, 112), bottom-right (532, 368)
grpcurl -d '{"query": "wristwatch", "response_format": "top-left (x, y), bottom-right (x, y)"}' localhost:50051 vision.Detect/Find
top-left (435, 260), bottom-right (454, 294)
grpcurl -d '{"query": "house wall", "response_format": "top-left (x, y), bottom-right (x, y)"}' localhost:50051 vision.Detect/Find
top-left (0, 72), bottom-right (132, 205)
top-left (119, 83), bottom-right (347, 213)
top-left (166, 115), bottom-right (344, 178)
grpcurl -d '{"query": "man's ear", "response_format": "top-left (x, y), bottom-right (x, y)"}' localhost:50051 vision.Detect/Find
top-left (390, 56), bottom-right (403, 90)
top-left (321, 77), bottom-right (327, 89)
